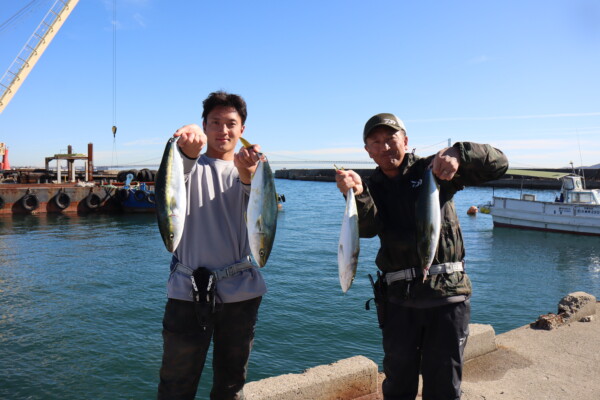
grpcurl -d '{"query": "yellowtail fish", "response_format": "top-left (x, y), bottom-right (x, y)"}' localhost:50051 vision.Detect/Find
top-left (155, 137), bottom-right (187, 253)
top-left (240, 137), bottom-right (278, 267)
top-left (338, 188), bottom-right (360, 293)
top-left (416, 168), bottom-right (441, 281)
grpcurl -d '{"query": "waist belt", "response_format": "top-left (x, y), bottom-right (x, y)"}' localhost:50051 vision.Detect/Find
top-left (385, 261), bottom-right (464, 285)
top-left (173, 256), bottom-right (255, 281)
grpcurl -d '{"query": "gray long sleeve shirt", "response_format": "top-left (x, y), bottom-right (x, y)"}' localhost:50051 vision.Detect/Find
top-left (167, 153), bottom-right (267, 303)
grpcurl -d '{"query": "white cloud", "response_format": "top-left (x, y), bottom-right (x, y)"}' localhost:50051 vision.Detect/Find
top-left (492, 138), bottom-right (573, 151)
top-left (92, 147), bottom-right (161, 167)
top-left (123, 138), bottom-right (164, 146)
top-left (506, 150), bottom-right (600, 168)
top-left (102, 0), bottom-right (149, 29)
top-left (493, 137), bottom-right (599, 153)
top-left (408, 112), bottom-right (600, 123)
top-left (133, 13), bottom-right (147, 28)
top-left (468, 55), bottom-right (490, 64)
top-left (272, 147), bottom-right (366, 157)
top-left (103, 0), bottom-right (151, 8)
top-left (125, 0), bottom-right (152, 5)
top-left (500, 140), bottom-right (600, 168)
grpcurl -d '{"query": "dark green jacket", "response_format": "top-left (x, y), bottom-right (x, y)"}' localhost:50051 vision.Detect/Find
top-left (355, 142), bottom-right (508, 300)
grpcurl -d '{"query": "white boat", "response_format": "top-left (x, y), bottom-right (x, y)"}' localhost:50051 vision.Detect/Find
top-left (490, 170), bottom-right (600, 236)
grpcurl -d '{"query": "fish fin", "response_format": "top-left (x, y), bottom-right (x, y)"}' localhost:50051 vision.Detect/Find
top-left (255, 215), bottom-right (263, 230)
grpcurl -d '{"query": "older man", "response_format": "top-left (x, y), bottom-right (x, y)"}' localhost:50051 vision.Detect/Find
top-left (336, 113), bottom-right (508, 400)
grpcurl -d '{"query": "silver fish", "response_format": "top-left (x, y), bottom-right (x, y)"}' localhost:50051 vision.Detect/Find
top-left (416, 168), bottom-right (441, 281)
top-left (338, 188), bottom-right (360, 293)
top-left (155, 137), bottom-right (187, 253)
top-left (246, 155), bottom-right (278, 268)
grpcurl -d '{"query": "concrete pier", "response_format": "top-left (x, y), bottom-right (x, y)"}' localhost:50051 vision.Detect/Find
top-left (245, 323), bottom-right (497, 400)
top-left (245, 293), bottom-right (599, 400)
top-left (245, 356), bottom-right (378, 400)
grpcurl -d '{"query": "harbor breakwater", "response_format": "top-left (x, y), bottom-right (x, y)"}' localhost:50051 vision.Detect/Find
top-left (274, 168), bottom-right (600, 189)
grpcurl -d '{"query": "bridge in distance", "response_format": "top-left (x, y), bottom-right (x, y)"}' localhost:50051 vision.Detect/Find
top-left (97, 160), bottom-right (377, 170)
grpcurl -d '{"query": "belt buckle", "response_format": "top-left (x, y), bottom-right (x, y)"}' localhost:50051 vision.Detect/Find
top-left (436, 263), bottom-right (447, 274)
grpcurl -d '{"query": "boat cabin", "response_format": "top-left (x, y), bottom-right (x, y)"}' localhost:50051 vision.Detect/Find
top-left (558, 175), bottom-right (600, 205)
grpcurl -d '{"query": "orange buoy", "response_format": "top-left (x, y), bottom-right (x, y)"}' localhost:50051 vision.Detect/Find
top-left (467, 205), bottom-right (478, 215)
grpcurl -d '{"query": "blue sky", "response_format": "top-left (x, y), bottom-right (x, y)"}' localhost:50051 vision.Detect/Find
top-left (1, 0), bottom-right (599, 170)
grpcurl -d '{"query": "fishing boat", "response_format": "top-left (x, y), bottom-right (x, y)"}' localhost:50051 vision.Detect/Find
top-left (117, 174), bottom-right (156, 213)
top-left (489, 169), bottom-right (600, 236)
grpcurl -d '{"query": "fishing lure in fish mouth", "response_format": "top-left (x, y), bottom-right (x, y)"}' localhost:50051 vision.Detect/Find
top-left (416, 167), bottom-right (441, 282)
top-left (239, 137), bottom-right (252, 148)
top-left (239, 137), bottom-right (265, 160)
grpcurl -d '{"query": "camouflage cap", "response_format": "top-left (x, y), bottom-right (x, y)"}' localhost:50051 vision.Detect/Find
top-left (363, 113), bottom-right (406, 142)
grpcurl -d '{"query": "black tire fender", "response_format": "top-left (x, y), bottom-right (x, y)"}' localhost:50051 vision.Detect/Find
top-left (21, 194), bottom-right (39, 211)
top-left (138, 168), bottom-right (151, 182)
top-left (146, 192), bottom-right (156, 204)
top-left (117, 171), bottom-right (128, 182)
top-left (128, 170), bottom-right (139, 181)
top-left (134, 190), bottom-right (146, 202)
top-left (85, 193), bottom-right (102, 209)
top-left (117, 188), bottom-right (130, 202)
top-left (53, 192), bottom-right (71, 210)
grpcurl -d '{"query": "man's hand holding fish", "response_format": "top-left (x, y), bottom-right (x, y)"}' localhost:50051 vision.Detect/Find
top-left (431, 146), bottom-right (461, 181)
top-left (174, 123), bottom-right (206, 159)
top-left (335, 169), bottom-right (364, 196)
top-left (234, 142), bottom-right (262, 184)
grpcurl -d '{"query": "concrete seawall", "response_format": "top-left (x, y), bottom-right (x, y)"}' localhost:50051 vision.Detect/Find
top-left (245, 324), bottom-right (497, 400)
top-left (245, 292), bottom-right (598, 400)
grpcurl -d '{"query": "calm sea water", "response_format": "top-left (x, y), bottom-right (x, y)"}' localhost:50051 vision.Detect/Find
top-left (1, 179), bottom-right (599, 399)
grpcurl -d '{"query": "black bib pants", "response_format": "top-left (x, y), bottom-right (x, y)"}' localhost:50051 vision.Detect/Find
top-left (381, 299), bottom-right (470, 400)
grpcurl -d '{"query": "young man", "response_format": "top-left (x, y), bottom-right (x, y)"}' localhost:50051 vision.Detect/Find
top-left (157, 91), bottom-right (266, 400)
top-left (336, 113), bottom-right (508, 400)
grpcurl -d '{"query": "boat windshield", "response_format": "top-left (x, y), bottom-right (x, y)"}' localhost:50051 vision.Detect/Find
top-left (562, 176), bottom-right (577, 190)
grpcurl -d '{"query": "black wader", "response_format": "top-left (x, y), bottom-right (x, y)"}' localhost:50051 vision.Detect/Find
top-left (381, 300), bottom-right (470, 400)
top-left (157, 297), bottom-right (261, 400)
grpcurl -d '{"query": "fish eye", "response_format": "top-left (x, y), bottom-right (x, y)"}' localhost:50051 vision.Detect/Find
top-left (259, 249), bottom-right (265, 257)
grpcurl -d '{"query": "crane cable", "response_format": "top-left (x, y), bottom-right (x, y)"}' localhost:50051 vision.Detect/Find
top-left (111, 0), bottom-right (118, 168)
top-left (0, 0), bottom-right (44, 35)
